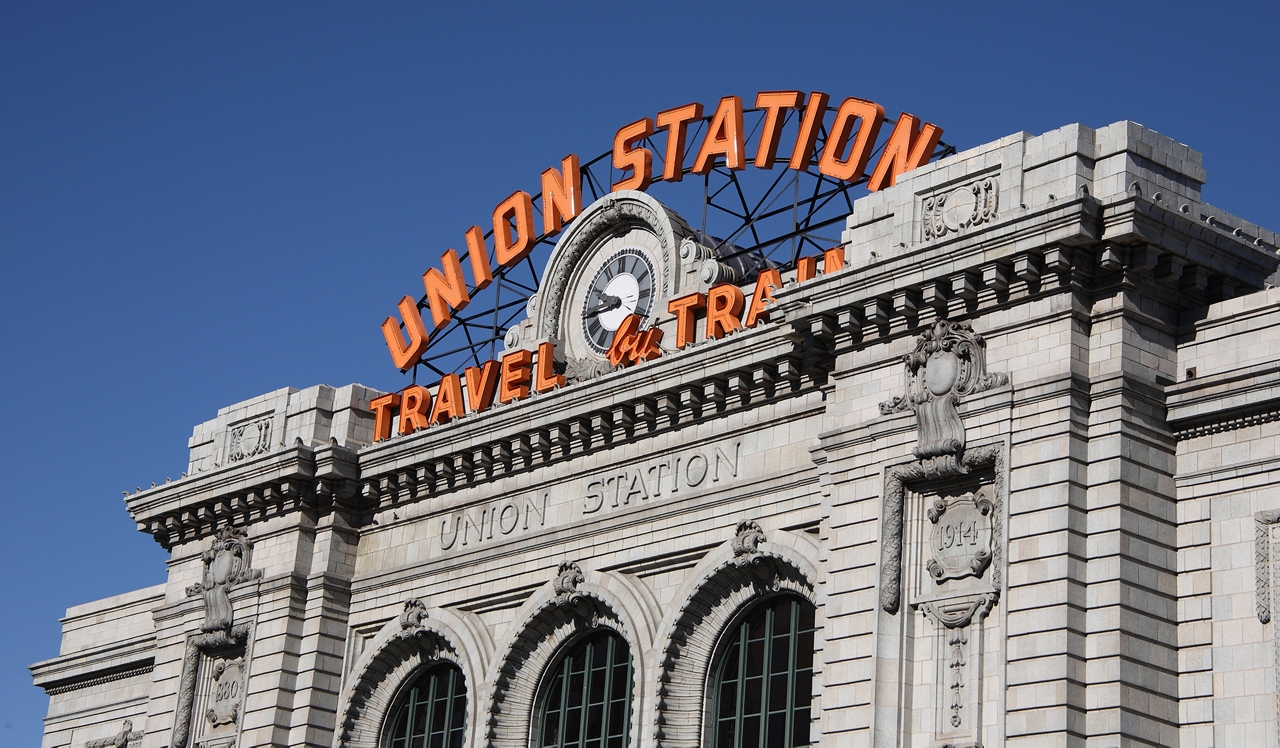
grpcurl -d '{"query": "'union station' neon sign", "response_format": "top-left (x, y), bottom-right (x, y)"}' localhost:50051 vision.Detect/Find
top-left (372, 91), bottom-right (943, 442)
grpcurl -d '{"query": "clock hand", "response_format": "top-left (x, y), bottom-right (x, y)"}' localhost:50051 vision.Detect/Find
top-left (584, 292), bottom-right (622, 317)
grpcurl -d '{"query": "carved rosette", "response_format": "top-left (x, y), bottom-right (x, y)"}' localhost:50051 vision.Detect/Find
top-left (880, 319), bottom-right (1008, 473)
top-left (922, 177), bottom-right (998, 240)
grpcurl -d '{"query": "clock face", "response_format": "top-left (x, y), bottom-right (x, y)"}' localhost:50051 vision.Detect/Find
top-left (580, 246), bottom-right (656, 354)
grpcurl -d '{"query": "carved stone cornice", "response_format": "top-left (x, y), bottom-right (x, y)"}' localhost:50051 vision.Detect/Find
top-left (124, 440), bottom-right (361, 549)
top-left (355, 328), bottom-right (814, 513)
top-left (30, 634), bottom-right (157, 694)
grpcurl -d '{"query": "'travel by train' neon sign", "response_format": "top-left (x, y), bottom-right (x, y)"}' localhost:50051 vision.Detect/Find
top-left (371, 91), bottom-right (943, 442)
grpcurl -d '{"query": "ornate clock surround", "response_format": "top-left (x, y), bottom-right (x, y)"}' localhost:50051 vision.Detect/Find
top-left (503, 190), bottom-right (700, 377)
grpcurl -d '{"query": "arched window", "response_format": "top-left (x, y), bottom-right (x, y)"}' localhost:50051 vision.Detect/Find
top-left (710, 596), bottom-right (816, 748)
top-left (384, 663), bottom-right (466, 748)
top-left (537, 631), bottom-right (633, 748)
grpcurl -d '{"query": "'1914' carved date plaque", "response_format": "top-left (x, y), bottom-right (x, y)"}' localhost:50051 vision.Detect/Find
top-left (925, 488), bottom-right (993, 583)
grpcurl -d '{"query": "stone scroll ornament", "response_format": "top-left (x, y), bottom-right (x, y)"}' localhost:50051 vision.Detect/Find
top-left (185, 527), bottom-right (263, 634)
top-left (879, 319), bottom-right (1008, 474)
top-left (172, 527), bottom-right (261, 748)
top-left (877, 320), bottom-right (1008, 616)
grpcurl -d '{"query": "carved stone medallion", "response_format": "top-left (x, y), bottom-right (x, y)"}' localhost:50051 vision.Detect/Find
top-left (922, 177), bottom-right (998, 240)
top-left (205, 658), bottom-right (244, 729)
top-left (925, 489), bottom-right (994, 583)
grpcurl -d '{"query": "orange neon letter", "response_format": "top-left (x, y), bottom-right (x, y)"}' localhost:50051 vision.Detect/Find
top-left (667, 292), bottom-right (706, 349)
top-left (534, 341), bottom-right (565, 393)
top-left (818, 97), bottom-right (885, 182)
top-left (464, 360), bottom-right (499, 413)
top-left (541, 154), bottom-right (582, 236)
top-left (607, 314), bottom-right (664, 367)
top-left (655, 103), bottom-right (703, 182)
top-left (493, 190), bottom-right (536, 268)
top-left (422, 248), bottom-right (471, 330)
top-left (796, 256), bottom-right (817, 283)
top-left (868, 113), bottom-right (943, 192)
top-left (381, 296), bottom-right (430, 372)
top-left (612, 118), bottom-right (654, 192)
top-left (788, 91), bottom-right (830, 171)
top-left (744, 268), bottom-right (782, 327)
top-left (705, 283), bottom-right (744, 339)
top-left (607, 314), bottom-right (642, 367)
top-left (498, 349), bottom-right (533, 404)
top-left (465, 225), bottom-right (492, 292)
top-left (398, 385), bottom-right (432, 435)
top-left (692, 96), bottom-right (745, 174)
top-left (823, 246), bottom-right (845, 274)
top-left (753, 90), bottom-right (804, 169)
top-left (370, 392), bottom-right (400, 442)
top-left (429, 373), bottom-right (464, 426)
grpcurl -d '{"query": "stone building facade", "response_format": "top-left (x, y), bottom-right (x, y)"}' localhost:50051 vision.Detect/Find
top-left (32, 120), bottom-right (1280, 747)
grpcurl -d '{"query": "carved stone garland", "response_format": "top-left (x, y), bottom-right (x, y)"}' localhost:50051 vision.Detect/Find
top-left (173, 527), bottom-right (261, 748)
top-left (1253, 510), bottom-right (1280, 735)
top-left (878, 447), bottom-right (1006, 617)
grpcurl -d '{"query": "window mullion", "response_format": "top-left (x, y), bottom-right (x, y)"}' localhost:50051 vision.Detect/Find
top-left (622, 646), bottom-right (634, 747)
top-left (735, 621), bottom-right (747, 748)
top-left (442, 667), bottom-right (455, 746)
top-left (785, 601), bottom-right (798, 748)
top-left (559, 654), bottom-right (572, 748)
top-left (579, 640), bottom-right (593, 748)
top-left (760, 607), bottom-right (773, 748)
top-left (601, 636), bottom-right (614, 744)
top-left (426, 669), bottom-right (439, 738)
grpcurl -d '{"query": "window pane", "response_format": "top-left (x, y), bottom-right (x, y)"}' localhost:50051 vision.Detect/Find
top-left (791, 707), bottom-right (810, 748)
top-left (766, 712), bottom-right (787, 747)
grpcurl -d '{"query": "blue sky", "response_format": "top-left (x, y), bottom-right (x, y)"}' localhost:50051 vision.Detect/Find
top-left (3, 1), bottom-right (1278, 743)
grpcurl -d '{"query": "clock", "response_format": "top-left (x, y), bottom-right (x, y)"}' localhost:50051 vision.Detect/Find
top-left (580, 246), bottom-right (657, 354)
top-left (503, 190), bottom-right (696, 380)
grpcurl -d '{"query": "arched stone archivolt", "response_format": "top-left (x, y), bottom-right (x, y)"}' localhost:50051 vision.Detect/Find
top-left (334, 600), bottom-right (494, 748)
top-left (650, 525), bottom-right (824, 748)
top-left (483, 565), bottom-right (658, 748)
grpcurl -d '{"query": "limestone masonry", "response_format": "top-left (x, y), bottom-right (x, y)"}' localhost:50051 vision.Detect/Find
top-left (32, 121), bottom-right (1280, 747)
